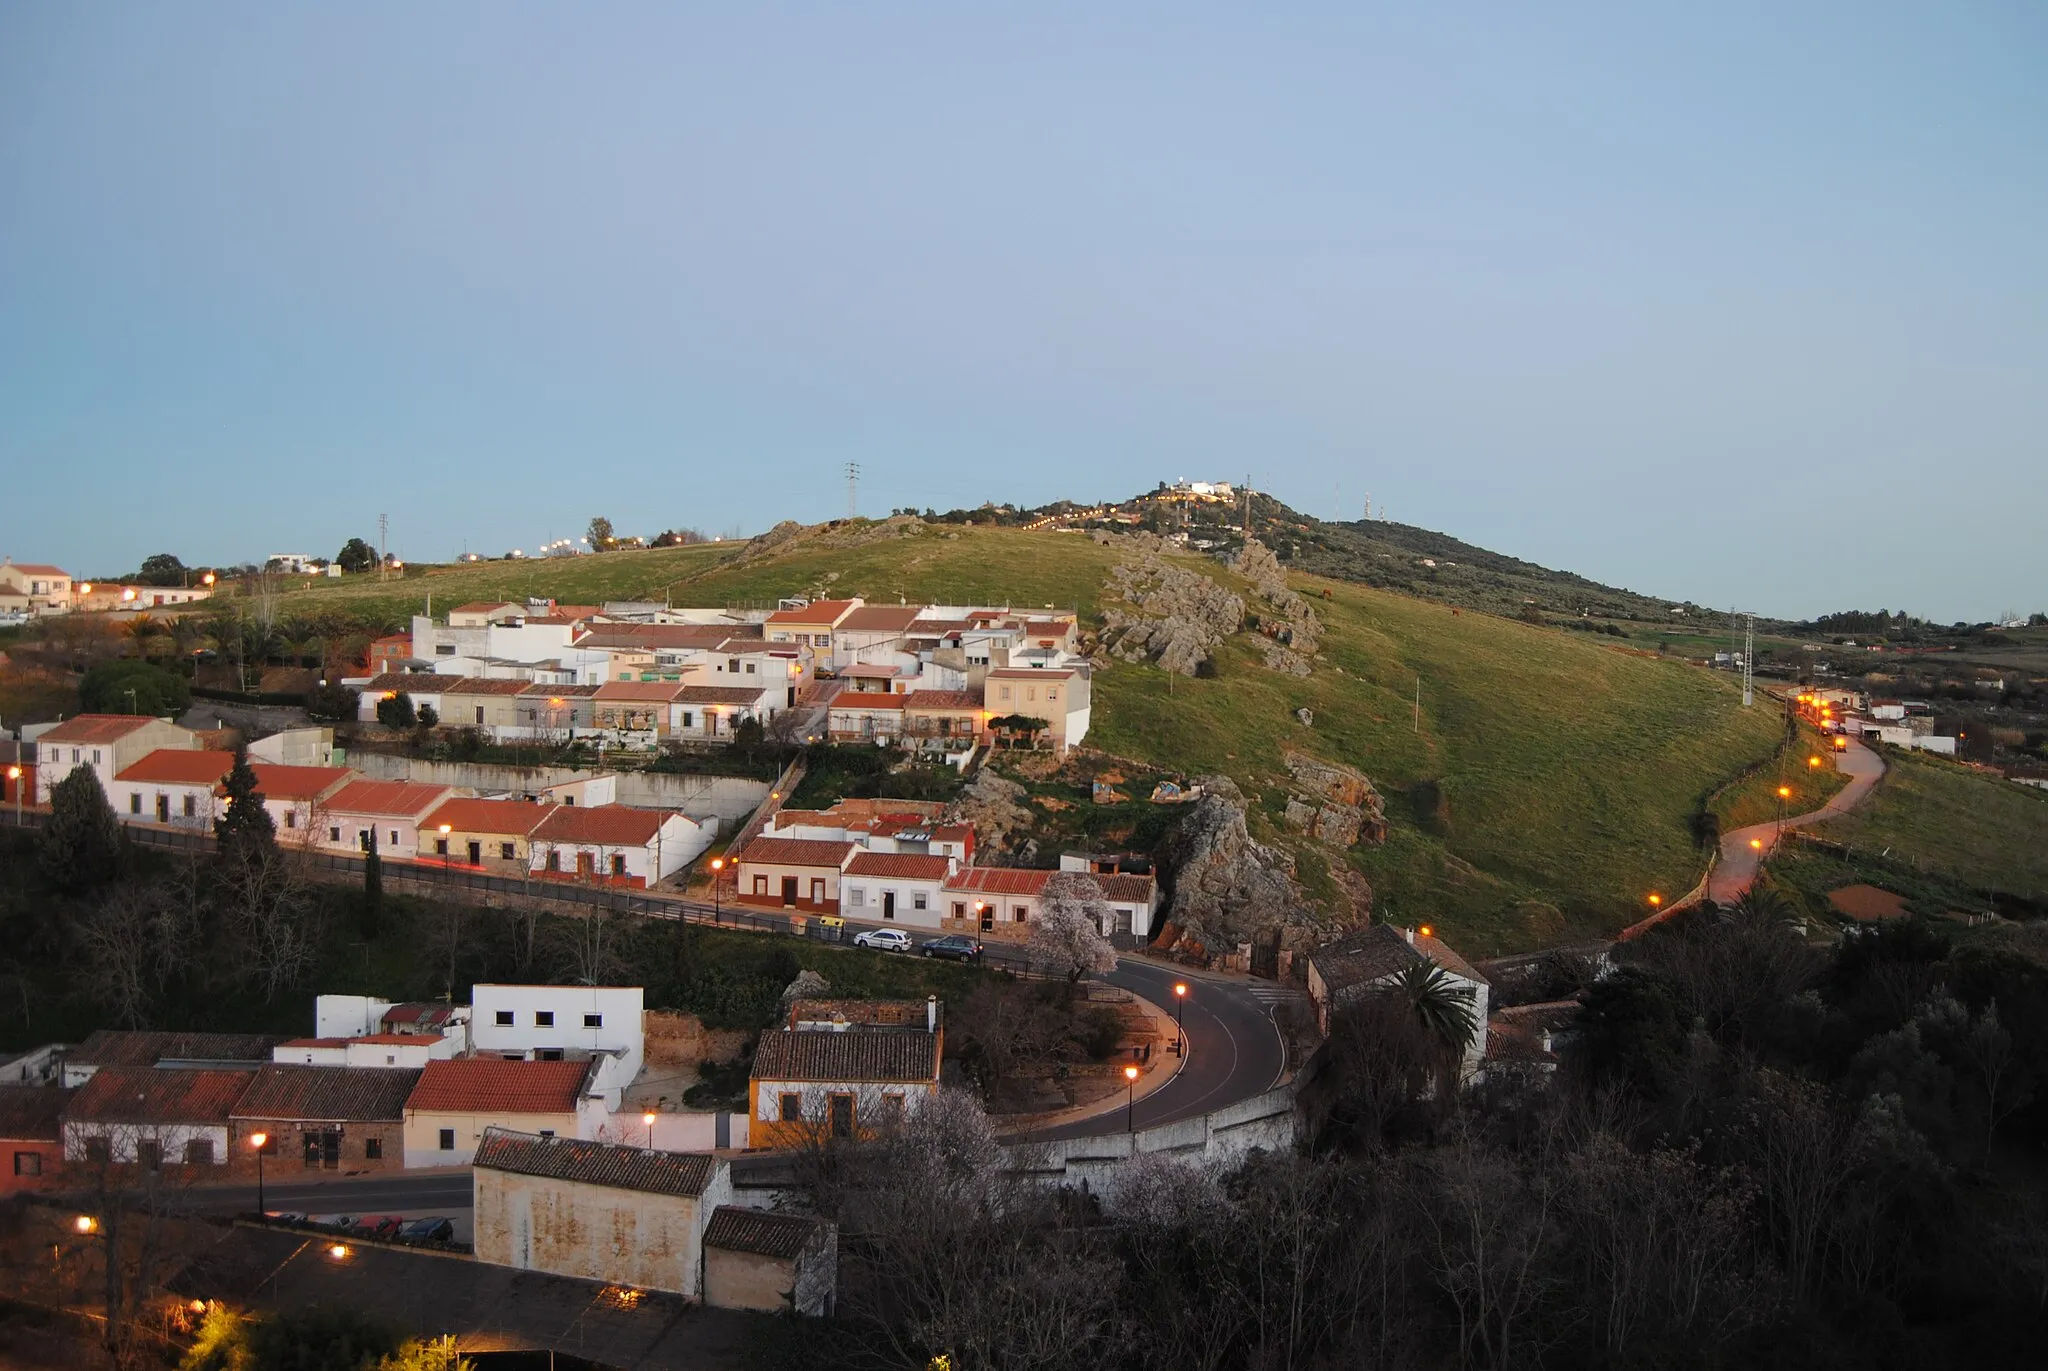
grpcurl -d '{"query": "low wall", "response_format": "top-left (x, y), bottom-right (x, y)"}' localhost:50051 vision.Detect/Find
top-left (343, 752), bottom-right (770, 825)
top-left (1002, 1083), bottom-right (1300, 1202)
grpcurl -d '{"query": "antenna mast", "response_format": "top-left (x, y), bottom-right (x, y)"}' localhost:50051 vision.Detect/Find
top-left (845, 463), bottom-right (860, 519)
top-left (378, 512), bottom-right (388, 582)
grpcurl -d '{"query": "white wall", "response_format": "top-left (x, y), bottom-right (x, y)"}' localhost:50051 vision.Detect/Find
top-left (315, 995), bottom-right (395, 1038)
top-left (752, 1079), bottom-right (934, 1127)
top-left (840, 876), bottom-right (946, 929)
top-left (471, 985), bottom-right (645, 1085)
top-left (63, 1121), bottom-right (230, 1166)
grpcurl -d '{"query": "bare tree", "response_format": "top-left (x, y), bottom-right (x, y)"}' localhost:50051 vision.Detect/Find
top-left (1409, 1129), bottom-right (1557, 1371)
top-left (550, 905), bottom-right (629, 986)
top-left (74, 882), bottom-right (193, 1029)
top-left (1028, 874), bottom-right (1118, 982)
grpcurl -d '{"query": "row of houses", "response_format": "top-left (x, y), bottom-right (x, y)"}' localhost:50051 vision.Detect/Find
top-left (19, 714), bottom-right (714, 885)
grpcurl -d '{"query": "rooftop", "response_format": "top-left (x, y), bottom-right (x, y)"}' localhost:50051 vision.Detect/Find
top-left (435, 678), bottom-right (536, 697)
top-left (904, 690), bottom-right (981, 711)
top-left (38, 714), bottom-right (168, 745)
top-left (531, 805), bottom-right (669, 846)
top-left (114, 749), bottom-right (234, 785)
top-left (752, 1027), bottom-right (942, 1084)
top-left (943, 867), bottom-right (1053, 897)
top-left (1309, 924), bottom-right (1487, 994)
top-left (474, 1128), bottom-right (719, 1197)
top-left (703, 1205), bottom-right (825, 1259)
top-left (239, 764), bottom-right (352, 801)
top-left (422, 797), bottom-right (555, 837)
top-left (765, 598), bottom-right (860, 626)
top-left (230, 1065), bottom-right (423, 1122)
top-left (517, 682), bottom-right (601, 698)
top-left (739, 836), bottom-right (858, 869)
top-left (325, 779), bottom-right (453, 818)
top-left (407, 1059), bottom-right (593, 1114)
top-left (837, 605), bottom-right (924, 633)
top-left (592, 679), bottom-right (687, 702)
top-left (66, 1067), bottom-right (256, 1125)
top-left (69, 1029), bottom-right (283, 1069)
top-left (830, 692), bottom-right (907, 710)
top-left (0, 1085), bottom-right (74, 1141)
top-left (845, 851), bottom-right (954, 880)
top-left (676, 685), bottom-right (769, 705)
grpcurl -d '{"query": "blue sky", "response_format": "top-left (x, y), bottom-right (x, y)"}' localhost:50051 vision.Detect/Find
top-left (3, 2), bottom-right (2043, 620)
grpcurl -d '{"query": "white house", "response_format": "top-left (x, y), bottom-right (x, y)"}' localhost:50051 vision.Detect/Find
top-left (839, 851), bottom-right (958, 928)
top-left (61, 1067), bottom-right (253, 1168)
top-left (314, 994), bottom-right (470, 1048)
top-left (402, 1058), bottom-right (611, 1168)
top-left (527, 806), bottom-right (711, 888)
top-left (270, 1035), bottom-right (457, 1068)
top-left (317, 779), bottom-right (457, 859)
top-left (941, 866), bottom-right (1051, 932)
top-left (242, 763), bottom-right (355, 842)
top-left (35, 715), bottom-right (199, 804)
top-left (748, 1015), bottom-right (943, 1148)
top-left (471, 984), bottom-right (645, 1106)
top-left (108, 749), bottom-right (234, 829)
top-left (1307, 925), bottom-right (1491, 1075)
top-left (1055, 856), bottom-right (1163, 939)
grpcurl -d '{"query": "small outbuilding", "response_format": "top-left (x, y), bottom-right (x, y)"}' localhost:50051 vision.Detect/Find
top-left (703, 1205), bottom-right (836, 1316)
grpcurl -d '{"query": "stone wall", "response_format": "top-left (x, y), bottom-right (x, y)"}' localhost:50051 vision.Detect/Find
top-left (1002, 1082), bottom-right (1300, 1204)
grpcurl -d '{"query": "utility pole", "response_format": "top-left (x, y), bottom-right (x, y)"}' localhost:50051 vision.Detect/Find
top-left (1414, 674), bottom-right (1421, 732)
top-left (378, 513), bottom-right (389, 582)
top-left (845, 463), bottom-right (860, 520)
top-left (1742, 614), bottom-right (1756, 708)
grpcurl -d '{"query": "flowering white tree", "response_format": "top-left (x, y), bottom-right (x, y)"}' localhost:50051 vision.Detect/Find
top-left (1029, 873), bottom-right (1119, 982)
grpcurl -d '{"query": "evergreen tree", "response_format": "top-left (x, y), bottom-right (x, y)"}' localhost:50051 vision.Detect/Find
top-left (213, 746), bottom-right (276, 860)
top-left (37, 766), bottom-right (125, 890)
top-left (361, 828), bottom-right (384, 938)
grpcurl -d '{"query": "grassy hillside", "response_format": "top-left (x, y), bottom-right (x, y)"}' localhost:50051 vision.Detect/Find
top-left (1816, 750), bottom-right (2048, 903)
top-left (239, 519), bottom-right (1785, 952)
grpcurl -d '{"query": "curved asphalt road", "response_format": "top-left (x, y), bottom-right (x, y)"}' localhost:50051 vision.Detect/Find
top-left (1705, 736), bottom-right (1886, 905)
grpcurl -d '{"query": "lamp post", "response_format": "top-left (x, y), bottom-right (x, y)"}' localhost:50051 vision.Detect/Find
top-left (1173, 982), bottom-right (1188, 1056)
top-left (643, 1111), bottom-right (658, 1148)
top-left (6, 765), bottom-right (19, 827)
top-left (439, 823), bottom-right (453, 871)
top-left (709, 857), bottom-right (724, 921)
top-left (974, 900), bottom-right (986, 933)
top-left (1776, 784), bottom-right (1792, 836)
top-left (1124, 1063), bottom-right (1140, 1133)
top-left (248, 1131), bottom-right (268, 1215)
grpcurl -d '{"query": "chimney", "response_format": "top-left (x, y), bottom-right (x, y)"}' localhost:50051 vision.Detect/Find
top-left (1540, 1029), bottom-right (1554, 1055)
top-left (927, 995), bottom-right (938, 1034)
top-left (1402, 926), bottom-right (1415, 945)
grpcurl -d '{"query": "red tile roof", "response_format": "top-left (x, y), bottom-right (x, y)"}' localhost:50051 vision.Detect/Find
top-left (531, 805), bottom-right (668, 846)
top-left (230, 1065), bottom-right (423, 1122)
top-left (830, 692), bottom-right (906, 710)
top-left (5, 563), bottom-right (70, 577)
top-left (358, 673), bottom-right (444, 693)
top-left (838, 605), bottom-right (924, 632)
top-left (739, 837), bottom-right (857, 869)
top-left (751, 1028), bottom-right (940, 1084)
top-left (437, 677), bottom-right (535, 696)
top-left (422, 798), bottom-right (555, 837)
top-left (115, 749), bottom-right (234, 785)
top-left (766, 598), bottom-right (859, 626)
top-left (406, 1059), bottom-right (591, 1114)
top-left (241, 764), bottom-right (352, 801)
top-left (677, 685), bottom-right (767, 704)
top-left (840, 663), bottom-right (903, 677)
top-left (475, 1128), bottom-right (718, 1196)
top-left (905, 619), bottom-right (971, 636)
top-left (944, 867), bottom-right (1053, 897)
top-left (987, 667), bottom-right (1076, 680)
top-left (845, 851), bottom-right (954, 880)
top-left (38, 714), bottom-right (167, 745)
top-left (0, 1086), bottom-right (75, 1141)
top-left (703, 1205), bottom-right (825, 1258)
top-left (517, 683), bottom-right (601, 698)
top-left (904, 690), bottom-right (980, 711)
top-left (325, 780), bottom-right (454, 818)
top-left (68, 1030), bottom-right (282, 1067)
top-left (66, 1067), bottom-right (255, 1125)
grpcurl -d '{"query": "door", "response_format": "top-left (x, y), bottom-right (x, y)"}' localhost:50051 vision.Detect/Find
top-left (781, 876), bottom-right (800, 908)
top-left (829, 1094), bottom-right (854, 1139)
top-left (467, 840), bottom-right (482, 866)
top-left (577, 852), bottom-right (596, 877)
top-left (156, 795), bottom-right (170, 822)
top-left (882, 891), bottom-right (896, 921)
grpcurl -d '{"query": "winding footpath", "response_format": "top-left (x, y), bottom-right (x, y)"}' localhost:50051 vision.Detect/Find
top-left (1703, 736), bottom-right (1887, 904)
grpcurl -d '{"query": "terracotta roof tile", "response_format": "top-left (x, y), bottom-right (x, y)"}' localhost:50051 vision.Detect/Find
top-left (944, 867), bottom-right (1052, 897)
top-left (231, 1065), bottom-right (423, 1122)
top-left (593, 680), bottom-right (686, 701)
top-left (475, 1128), bottom-right (719, 1196)
top-left (704, 1206), bottom-right (825, 1259)
top-left (531, 805), bottom-right (668, 846)
top-left (38, 714), bottom-right (168, 745)
top-left (0, 1086), bottom-right (75, 1141)
top-left (676, 686), bottom-right (767, 704)
top-left (516, 683), bottom-right (601, 698)
top-left (5, 563), bottom-right (70, 577)
top-left (406, 1059), bottom-right (592, 1114)
top-left (422, 798), bottom-right (555, 837)
top-left (845, 852), bottom-right (954, 880)
top-left (1309, 925), bottom-right (1487, 995)
top-left (765, 598), bottom-right (860, 625)
top-left (114, 749), bottom-right (235, 785)
top-left (739, 837), bottom-right (857, 869)
top-left (829, 692), bottom-right (906, 710)
top-left (241, 764), bottom-right (352, 801)
top-left (357, 673), bottom-right (445, 693)
top-left (1100, 873), bottom-right (1158, 904)
top-left (66, 1067), bottom-right (255, 1125)
top-left (436, 678), bottom-right (534, 696)
top-left (837, 605), bottom-right (924, 632)
top-left (987, 667), bottom-right (1076, 680)
top-left (69, 1030), bottom-right (283, 1068)
top-left (904, 690), bottom-right (980, 711)
top-left (325, 780), bottom-right (453, 818)
top-left (752, 1027), bottom-right (941, 1084)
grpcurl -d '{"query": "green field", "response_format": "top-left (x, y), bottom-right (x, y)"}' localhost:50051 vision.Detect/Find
top-left (235, 520), bottom-right (1788, 953)
top-left (1712, 725), bottom-right (1853, 832)
top-left (1816, 750), bottom-right (2048, 903)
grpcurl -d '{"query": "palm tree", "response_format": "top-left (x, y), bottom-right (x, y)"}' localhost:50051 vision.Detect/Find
top-left (122, 616), bottom-right (162, 660)
top-left (1386, 959), bottom-right (1478, 1058)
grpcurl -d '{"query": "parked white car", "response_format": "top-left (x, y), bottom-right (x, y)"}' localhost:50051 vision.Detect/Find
top-left (853, 928), bottom-right (913, 953)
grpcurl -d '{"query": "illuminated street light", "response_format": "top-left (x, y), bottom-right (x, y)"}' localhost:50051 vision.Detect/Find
top-left (1124, 1063), bottom-right (1141, 1132)
top-left (1172, 982), bottom-right (1188, 1056)
top-left (328, 1244), bottom-right (351, 1260)
top-left (249, 1130), bottom-right (269, 1213)
top-left (74, 1214), bottom-right (98, 1235)
top-left (643, 1111), bottom-right (658, 1147)
top-left (1647, 893), bottom-right (1662, 908)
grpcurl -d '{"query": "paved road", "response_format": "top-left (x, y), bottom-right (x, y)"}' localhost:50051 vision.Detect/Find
top-left (1705, 736), bottom-right (1887, 905)
top-left (1025, 959), bottom-right (1292, 1140)
top-left (190, 1171), bottom-right (475, 1220)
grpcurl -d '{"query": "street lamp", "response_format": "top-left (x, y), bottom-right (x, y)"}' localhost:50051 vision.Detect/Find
top-left (974, 900), bottom-right (987, 932)
top-left (1172, 982), bottom-right (1187, 1056)
top-left (1124, 1064), bottom-right (1140, 1133)
top-left (6, 765), bottom-right (20, 827)
top-left (1808, 755), bottom-right (1823, 770)
top-left (73, 1214), bottom-right (98, 1235)
top-left (438, 823), bottom-right (453, 870)
top-left (709, 857), bottom-right (724, 920)
top-left (1776, 784), bottom-right (1792, 835)
top-left (1647, 893), bottom-right (1662, 910)
top-left (248, 1132), bottom-right (268, 1215)
top-left (643, 1111), bottom-right (658, 1147)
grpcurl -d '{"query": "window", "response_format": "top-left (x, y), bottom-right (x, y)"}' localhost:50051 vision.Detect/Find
top-left (436, 644), bottom-right (456, 656)
top-left (435, 838), bottom-right (449, 855)
top-left (753, 875), bottom-right (768, 895)
top-left (810, 878), bottom-right (826, 903)
top-left (184, 1138), bottom-right (214, 1165)
top-left (547, 850), bottom-right (561, 871)
top-left (537, 1129), bottom-right (555, 1138)
top-left (92, 750), bottom-right (102, 765)
top-left (814, 633), bottom-right (831, 647)
top-left (474, 706), bottom-right (485, 724)
top-left (727, 658), bottom-right (739, 673)
top-left (536, 1010), bottom-right (554, 1026)
top-left (745, 661), bottom-right (756, 674)
top-left (681, 711), bottom-right (694, 729)
top-left (500, 842), bottom-right (515, 860)
top-left (13, 1150), bottom-right (41, 1176)
top-left (284, 810), bottom-right (295, 828)
top-left (998, 686), bottom-right (1011, 702)
top-left (438, 1128), bottom-right (456, 1150)
top-left (913, 893), bottom-right (928, 911)
top-left (495, 1010), bottom-right (515, 1026)
top-left (84, 1136), bottom-right (112, 1163)
top-left (849, 888), bottom-right (865, 908)
top-left (255, 1132), bottom-right (279, 1156)
top-left (610, 854), bottom-right (625, 876)
top-left (1047, 687), bottom-right (1058, 701)
top-left (778, 1092), bottom-right (801, 1122)
top-left (363, 1138), bottom-right (382, 1160)
top-left (952, 902), bottom-right (966, 919)
top-left (330, 826), bottom-right (342, 842)
top-left (389, 830), bottom-right (398, 845)
top-left (583, 1013), bottom-right (603, 1028)
top-left (136, 1139), bottom-right (163, 1170)
top-left (880, 1092), bottom-right (905, 1126)
top-left (538, 1048), bottom-right (563, 1061)
top-left (184, 795), bottom-right (198, 817)
top-left (129, 794), bottom-right (142, 814)
top-left (1014, 905), bottom-right (1028, 923)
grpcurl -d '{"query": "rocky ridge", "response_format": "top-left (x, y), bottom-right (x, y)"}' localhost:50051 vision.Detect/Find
top-left (1229, 538), bottom-right (1322, 676)
top-left (1095, 532), bottom-right (1245, 676)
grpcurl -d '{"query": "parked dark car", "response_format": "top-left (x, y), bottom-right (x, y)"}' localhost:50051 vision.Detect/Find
top-left (304, 1214), bottom-right (355, 1230)
top-left (398, 1216), bottom-right (456, 1245)
top-left (921, 934), bottom-right (983, 963)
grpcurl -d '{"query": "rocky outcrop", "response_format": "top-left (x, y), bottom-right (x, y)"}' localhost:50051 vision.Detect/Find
top-left (1281, 751), bottom-right (1388, 847)
top-left (944, 767), bottom-right (1036, 856)
top-left (1100, 536), bottom-right (1244, 676)
top-left (1230, 538), bottom-right (1322, 675)
top-left (1159, 776), bottom-right (1321, 956)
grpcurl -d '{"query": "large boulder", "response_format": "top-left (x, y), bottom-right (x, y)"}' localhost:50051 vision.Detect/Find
top-left (1100, 538), bottom-right (1244, 676)
top-left (944, 768), bottom-right (1035, 856)
top-left (1159, 776), bottom-right (1318, 955)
